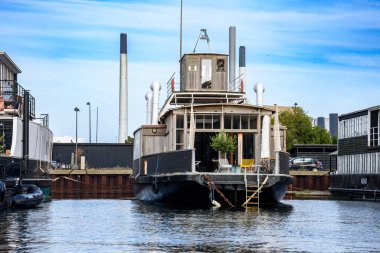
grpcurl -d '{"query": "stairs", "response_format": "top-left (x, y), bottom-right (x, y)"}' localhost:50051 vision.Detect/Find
top-left (242, 174), bottom-right (269, 208)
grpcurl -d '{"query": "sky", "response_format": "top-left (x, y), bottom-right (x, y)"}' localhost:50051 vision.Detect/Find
top-left (1, 0), bottom-right (379, 143)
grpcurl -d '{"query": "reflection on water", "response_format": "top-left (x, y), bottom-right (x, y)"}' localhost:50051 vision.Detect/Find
top-left (0, 199), bottom-right (380, 252)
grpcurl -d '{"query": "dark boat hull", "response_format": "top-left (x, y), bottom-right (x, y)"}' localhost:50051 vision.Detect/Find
top-left (132, 173), bottom-right (293, 207)
top-left (330, 173), bottom-right (380, 201)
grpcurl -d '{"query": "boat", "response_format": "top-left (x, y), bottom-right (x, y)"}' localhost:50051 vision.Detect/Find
top-left (329, 105), bottom-right (380, 200)
top-left (130, 28), bottom-right (293, 208)
top-left (0, 52), bottom-right (53, 208)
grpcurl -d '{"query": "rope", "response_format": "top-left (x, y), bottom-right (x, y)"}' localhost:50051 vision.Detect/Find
top-left (203, 174), bottom-right (235, 208)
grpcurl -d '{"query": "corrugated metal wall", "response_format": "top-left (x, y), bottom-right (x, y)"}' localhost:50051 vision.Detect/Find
top-left (53, 143), bottom-right (133, 168)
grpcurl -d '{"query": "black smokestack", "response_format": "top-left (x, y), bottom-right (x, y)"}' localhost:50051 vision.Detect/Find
top-left (239, 46), bottom-right (245, 67)
top-left (120, 33), bottom-right (127, 54)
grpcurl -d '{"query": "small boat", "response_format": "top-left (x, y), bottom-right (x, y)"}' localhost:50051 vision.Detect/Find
top-left (131, 27), bottom-right (293, 208)
top-left (1, 160), bottom-right (45, 210)
top-left (10, 184), bottom-right (45, 208)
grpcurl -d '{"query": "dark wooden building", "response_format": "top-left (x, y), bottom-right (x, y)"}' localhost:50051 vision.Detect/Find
top-left (330, 105), bottom-right (380, 200)
top-left (52, 143), bottom-right (133, 169)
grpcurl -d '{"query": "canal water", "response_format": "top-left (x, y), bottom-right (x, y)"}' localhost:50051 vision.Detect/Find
top-left (1, 199), bottom-right (379, 252)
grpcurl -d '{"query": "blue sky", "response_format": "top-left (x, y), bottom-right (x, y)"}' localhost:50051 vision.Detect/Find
top-left (1, 0), bottom-right (379, 142)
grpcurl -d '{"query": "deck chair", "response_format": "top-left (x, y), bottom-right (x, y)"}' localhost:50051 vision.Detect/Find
top-left (218, 158), bottom-right (232, 173)
top-left (241, 159), bottom-right (255, 173)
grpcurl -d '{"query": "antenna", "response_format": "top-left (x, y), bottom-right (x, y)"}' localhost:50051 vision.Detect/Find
top-left (193, 28), bottom-right (215, 53)
top-left (179, 0), bottom-right (183, 60)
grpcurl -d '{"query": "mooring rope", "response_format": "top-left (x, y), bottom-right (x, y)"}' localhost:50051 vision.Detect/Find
top-left (203, 174), bottom-right (235, 208)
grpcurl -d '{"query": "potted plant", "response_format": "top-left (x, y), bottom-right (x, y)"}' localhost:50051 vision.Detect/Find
top-left (210, 131), bottom-right (236, 160)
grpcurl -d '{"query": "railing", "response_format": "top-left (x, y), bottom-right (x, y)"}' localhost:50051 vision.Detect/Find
top-left (228, 73), bottom-right (245, 92)
top-left (166, 72), bottom-right (180, 98)
top-left (0, 80), bottom-right (35, 119)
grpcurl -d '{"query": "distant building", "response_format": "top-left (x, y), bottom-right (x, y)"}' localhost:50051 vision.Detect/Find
top-left (312, 114), bottom-right (338, 137)
top-left (330, 105), bottom-right (380, 200)
top-left (329, 113), bottom-right (338, 138)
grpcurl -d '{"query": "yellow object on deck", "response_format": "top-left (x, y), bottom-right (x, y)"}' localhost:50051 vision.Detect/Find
top-left (241, 159), bottom-right (255, 172)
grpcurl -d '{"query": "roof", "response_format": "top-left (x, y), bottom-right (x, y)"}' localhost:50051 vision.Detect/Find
top-left (0, 52), bottom-right (22, 74)
top-left (339, 105), bottom-right (380, 120)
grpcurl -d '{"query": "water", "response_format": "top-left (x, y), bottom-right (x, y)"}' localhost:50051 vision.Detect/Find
top-left (1, 199), bottom-right (380, 252)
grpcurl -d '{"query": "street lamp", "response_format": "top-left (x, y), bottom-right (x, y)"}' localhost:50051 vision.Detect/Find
top-left (86, 102), bottom-right (91, 143)
top-left (74, 107), bottom-right (79, 167)
top-left (96, 106), bottom-right (98, 143)
top-left (0, 123), bottom-right (4, 155)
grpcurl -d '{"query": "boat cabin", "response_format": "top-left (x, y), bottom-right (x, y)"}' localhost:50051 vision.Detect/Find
top-left (134, 53), bottom-right (287, 175)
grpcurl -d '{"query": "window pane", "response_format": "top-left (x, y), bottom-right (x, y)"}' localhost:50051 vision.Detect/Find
top-left (213, 115), bottom-right (221, 129)
top-left (196, 115), bottom-right (204, 129)
top-left (176, 115), bottom-right (184, 128)
top-left (233, 115), bottom-right (240, 129)
top-left (241, 115), bottom-right (249, 129)
top-left (249, 116), bottom-right (257, 129)
top-left (204, 115), bottom-right (212, 129)
top-left (224, 114), bottom-right (231, 129)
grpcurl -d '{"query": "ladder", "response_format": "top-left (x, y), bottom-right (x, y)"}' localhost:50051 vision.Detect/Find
top-left (242, 167), bottom-right (269, 208)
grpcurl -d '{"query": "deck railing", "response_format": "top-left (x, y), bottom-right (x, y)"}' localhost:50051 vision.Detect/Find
top-left (0, 80), bottom-right (35, 119)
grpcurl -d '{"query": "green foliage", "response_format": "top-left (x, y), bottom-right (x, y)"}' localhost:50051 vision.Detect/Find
top-left (126, 136), bottom-right (134, 144)
top-left (210, 131), bottom-right (236, 154)
top-left (279, 107), bottom-right (332, 151)
top-left (313, 126), bottom-right (332, 144)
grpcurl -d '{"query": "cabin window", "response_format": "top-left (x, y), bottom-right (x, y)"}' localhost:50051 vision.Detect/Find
top-left (201, 59), bottom-right (212, 89)
top-left (213, 115), bottom-right (221, 129)
top-left (196, 115), bottom-right (204, 129)
top-left (176, 115), bottom-right (185, 150)
top-left (224, 114), bottom-right (257, 130)
top-left (176, 130), bottom-right (184, 150)
top-left (216, 59), bottom-right (225, 72)
top-left (188, 114), bottom-right (222, 130)
top-left (224, 115), bottom-right (232, 129)
top-left (204, 115), bottom-right (212, 129)
top-left (176, 115), bottom-right (184, 128)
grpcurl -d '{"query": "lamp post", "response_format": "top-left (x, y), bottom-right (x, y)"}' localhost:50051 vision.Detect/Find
top-left (0, 123), bottom-right (4, 155)
top-left (74, 107), bottom-right (79, 167)
top-left (96, 106), bottom-right (98, 143)
top-left (86, 102), bottom-right (91, 143)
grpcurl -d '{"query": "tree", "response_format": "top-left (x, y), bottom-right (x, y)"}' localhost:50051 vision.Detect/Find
top-left (210, 131), bottom-right (236, 158)
top-left (279, 106), bottom-right (332, 151)
top-left (126, 136), bottom-right (134, 144)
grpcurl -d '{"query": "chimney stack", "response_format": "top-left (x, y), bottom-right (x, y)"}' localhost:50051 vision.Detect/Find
top-left (229, 26), bottom-right (236, 89)
top-left (118, 33), bottom-right (128, 143)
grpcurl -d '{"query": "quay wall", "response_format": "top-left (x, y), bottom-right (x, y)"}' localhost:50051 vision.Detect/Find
top-left (289, 171), bottom-right (330, 191)
top-left (50, 169), bottom-right (134, 199)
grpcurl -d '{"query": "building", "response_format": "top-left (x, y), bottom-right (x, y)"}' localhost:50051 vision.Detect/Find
top-left (312, 113), bottom-right (338, 138)
top-left (52, 143), bottom-right (133, 169)
top-left (330, 105), bottom-right (380, 200)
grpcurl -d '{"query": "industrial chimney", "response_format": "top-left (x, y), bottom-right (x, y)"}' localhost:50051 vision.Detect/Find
top-left (229, 26), bottom-right (236, 89)
top-left (145, 91), bottom-right (153, 124)
top-left (254, 83), bottom-right (265, 106)
top-left (119, 33), bottom-right (128, 143)
top-left (150, 81), bottom-right (161, 125)
top-left (239, 46), bottom-right (245, 92)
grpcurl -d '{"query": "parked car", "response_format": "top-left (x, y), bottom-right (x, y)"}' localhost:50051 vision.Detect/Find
top-left (289, 157), bottom-right (323, 171)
